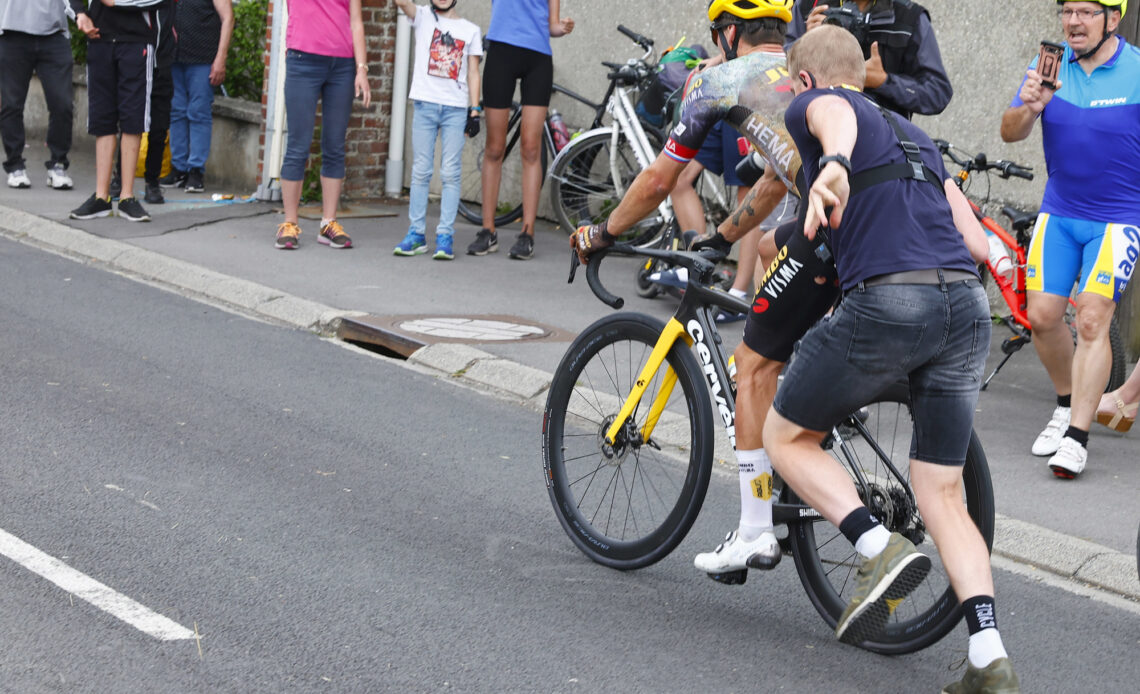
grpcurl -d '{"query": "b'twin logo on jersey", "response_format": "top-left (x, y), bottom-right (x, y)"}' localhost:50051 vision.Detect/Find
top-left (687, 320), bottom-right (735, 449)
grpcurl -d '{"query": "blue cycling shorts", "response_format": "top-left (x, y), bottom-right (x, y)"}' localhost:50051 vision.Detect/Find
top-left (1026, 213), bottom-right (1140, 303)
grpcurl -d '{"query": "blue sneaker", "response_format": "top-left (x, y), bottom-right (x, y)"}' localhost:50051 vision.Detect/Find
top-left (433, 234), bottom-right (454, 260)
top-left (394, 231), bottom-right (427, 256)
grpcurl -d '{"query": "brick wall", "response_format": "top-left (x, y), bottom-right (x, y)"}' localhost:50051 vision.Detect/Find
top-left (256, 0), bottom-right (397, 200)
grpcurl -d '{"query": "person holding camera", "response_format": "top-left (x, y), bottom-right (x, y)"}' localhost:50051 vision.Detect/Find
top-left (765, 25), bottom-right (1018, 691)
top-left (785, 0), bottom-right (952, 119)
top-left (1000, 0), bottom-right (1140, 479)
top-left (392, 0), bottom-right (483, 261)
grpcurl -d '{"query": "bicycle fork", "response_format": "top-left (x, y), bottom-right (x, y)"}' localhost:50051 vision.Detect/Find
top-left (603, 317), bottom-right (691, 446)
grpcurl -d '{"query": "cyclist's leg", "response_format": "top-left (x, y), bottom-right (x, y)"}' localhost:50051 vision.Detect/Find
top-left (671, 160), bottom-right (707, 235)
top-left (695, 223), bottom-right (838, 577)
top-left (1025, 213), bottom-right (1084, 454)
top-left (516, 49), bottom-right (553, 240)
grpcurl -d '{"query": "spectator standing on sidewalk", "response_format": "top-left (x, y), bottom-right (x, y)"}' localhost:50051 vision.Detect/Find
top-left (1000, 0), bottom-right (1140, 479)
top-left (274, 0), bottom-right (371, 251)
top-left (161, 0), bottom-right (234, 194)
top-left (0, 0), bottom-right (76, 191)
top-left (111, 0), bottom-right (176, 205)
top-left (392, 0), bottom-right (483, 261)
top-left (68, 0), bottom-right (170, 223)
top-left (468, 0), bottom-right (573, 260)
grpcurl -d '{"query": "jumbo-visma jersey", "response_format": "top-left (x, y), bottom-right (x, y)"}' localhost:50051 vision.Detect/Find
top-left (1012, 38), bottom-right (1140, 222)
top-left (664, 50), bottom-right (801, 189)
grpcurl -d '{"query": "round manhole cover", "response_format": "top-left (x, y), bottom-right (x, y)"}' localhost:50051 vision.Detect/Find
top-left (398, 317), bottom-right (547, 341)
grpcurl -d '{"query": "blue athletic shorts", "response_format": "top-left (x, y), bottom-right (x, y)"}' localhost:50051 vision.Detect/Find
top-left (1026, 213), bottom-right (1140, 302)
top-left (694, 121), bottom-right (745, 186)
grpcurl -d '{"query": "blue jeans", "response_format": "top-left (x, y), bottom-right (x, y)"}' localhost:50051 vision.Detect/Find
top-left (774, 277), bottom-right (991, 465)
top-left (408, 100), bottom-right (467, 237)
top-left (281, 50), bottom-right (355, 181)
top-left (169, 62), bottom-right (214, 171)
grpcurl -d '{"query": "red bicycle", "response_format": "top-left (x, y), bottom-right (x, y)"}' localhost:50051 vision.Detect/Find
top-left (934, 139), bottom-right (1126, 391)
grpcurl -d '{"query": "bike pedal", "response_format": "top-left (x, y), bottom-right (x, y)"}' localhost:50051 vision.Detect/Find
top-left (1000, 335), bottom-right (1029, 355)
top-left (707, 569), bottom-right (748, 585)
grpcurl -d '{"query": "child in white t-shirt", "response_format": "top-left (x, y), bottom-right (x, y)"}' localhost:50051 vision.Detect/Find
top-left (393, 0), bottom-right (483, 260)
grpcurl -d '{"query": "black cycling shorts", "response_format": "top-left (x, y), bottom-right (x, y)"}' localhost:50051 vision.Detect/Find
top-left (742, 220), bottom-right (840, 362)
top-left (482, 40), bottom-right (553, 109)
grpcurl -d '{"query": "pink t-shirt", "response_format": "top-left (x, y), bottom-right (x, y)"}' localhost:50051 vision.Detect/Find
top-left (286, 0), bottom-right (354, 58)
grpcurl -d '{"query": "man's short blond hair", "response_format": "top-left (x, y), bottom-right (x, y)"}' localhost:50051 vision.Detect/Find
top-left (787, 25), bottom-right (866, 89)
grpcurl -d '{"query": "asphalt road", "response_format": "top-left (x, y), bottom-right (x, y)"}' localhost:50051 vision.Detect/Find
top-left (1, 237), bottom-right (1138, 693)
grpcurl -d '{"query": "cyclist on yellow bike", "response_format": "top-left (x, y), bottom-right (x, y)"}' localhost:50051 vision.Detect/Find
top-left (572, 0), bottom-right (842, 581)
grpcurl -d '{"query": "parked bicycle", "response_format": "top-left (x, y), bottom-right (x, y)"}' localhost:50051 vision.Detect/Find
top-left (934, 139), bottom-right (1126, 391)
top-left (541, 244), bottom-right (995, 655)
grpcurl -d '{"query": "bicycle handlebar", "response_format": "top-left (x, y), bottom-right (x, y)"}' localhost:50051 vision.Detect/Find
top-left (617, 24), bottom-right (654, 51)
top-left (933, 138), bottom-right (1034, 181)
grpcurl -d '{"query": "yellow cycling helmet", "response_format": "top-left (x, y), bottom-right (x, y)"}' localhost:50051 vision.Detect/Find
top-left (1056, 0), bottom-right (1127, 17)
top-left (707, 0), bottom-right (794, 24)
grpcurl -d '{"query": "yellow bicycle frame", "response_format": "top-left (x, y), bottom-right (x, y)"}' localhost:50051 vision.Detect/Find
top-left (603, 317), bottom-right (693, 445)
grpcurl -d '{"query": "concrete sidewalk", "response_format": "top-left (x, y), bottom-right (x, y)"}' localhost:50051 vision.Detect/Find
top-left (1, 143), bottom-right (1137, 602)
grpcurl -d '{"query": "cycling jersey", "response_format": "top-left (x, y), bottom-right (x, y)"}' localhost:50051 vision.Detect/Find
top-left (664, 50), bottom-right (801, 188)
top-left (1011, 38), bottom-right (1140, 223)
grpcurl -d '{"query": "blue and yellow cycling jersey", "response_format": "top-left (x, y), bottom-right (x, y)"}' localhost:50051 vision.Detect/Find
top-left (1011, 38), bottom-right (1140, 223)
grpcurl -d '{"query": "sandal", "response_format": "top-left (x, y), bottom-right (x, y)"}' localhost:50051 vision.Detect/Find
top-left (1095, 394), bottom-right (1138, 433)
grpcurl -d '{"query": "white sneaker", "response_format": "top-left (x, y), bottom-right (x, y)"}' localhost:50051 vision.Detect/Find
top-left (7, 169), bottom-right (31, 188)
top-left (694, 530), bottom-right (781, 574)
top-left (1047, 436), bottom-right (1087, 479)
top-left (46, 164), bottom-right (73, 190)
top-left (1031, 406), bottom-right (1070, 456)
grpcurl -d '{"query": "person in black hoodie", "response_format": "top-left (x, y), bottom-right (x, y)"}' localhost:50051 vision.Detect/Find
top-left (68, 0), bottom-right (170, 223)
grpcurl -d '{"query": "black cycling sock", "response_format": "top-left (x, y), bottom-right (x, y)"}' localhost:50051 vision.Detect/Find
top-left (838, 507), bottom-right (881, 547)
top-left (1063, 426), bottom-right (1089, 447)
top-left (1057, 394), bottom-right (1072, 408)
top-left (962, 595), bottom-right (997, 635)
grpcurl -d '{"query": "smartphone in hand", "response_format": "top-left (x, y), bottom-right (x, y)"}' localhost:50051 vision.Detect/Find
top-left (1038, 40), bottom-right (1064, 90)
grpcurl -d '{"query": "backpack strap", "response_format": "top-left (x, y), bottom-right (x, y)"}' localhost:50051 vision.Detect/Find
top-left (848, 99), bottom-right (944, 196)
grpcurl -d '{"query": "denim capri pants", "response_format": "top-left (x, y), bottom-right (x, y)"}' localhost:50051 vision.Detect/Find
top-left (281, 49), bottom-right (356, 181)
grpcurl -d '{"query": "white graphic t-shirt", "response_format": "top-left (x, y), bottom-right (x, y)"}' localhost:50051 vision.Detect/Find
top-left (408, 7), bottom-right (483, 108)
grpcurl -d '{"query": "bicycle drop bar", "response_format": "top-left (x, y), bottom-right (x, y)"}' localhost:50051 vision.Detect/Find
top-left (617, 24), bottom-right (653, 50)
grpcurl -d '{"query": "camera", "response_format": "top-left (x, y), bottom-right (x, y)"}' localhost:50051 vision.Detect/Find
top-left (822, 5), bottom-right (871, 58)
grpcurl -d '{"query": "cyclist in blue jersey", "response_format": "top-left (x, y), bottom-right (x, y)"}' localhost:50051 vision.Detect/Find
top-left (1000, 0), bottom-right (1140, 479)
top-left (572, 0), bottom-right (823, 581)
top-left (767, 26), bottom-right (1016, 691)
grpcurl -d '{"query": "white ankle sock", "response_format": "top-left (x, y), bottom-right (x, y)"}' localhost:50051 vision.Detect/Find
top-left (320, 217), bottom-right (334, 228)
top-left (736, 448), bottom-right (774, 541)
top-left (728, 287), bottom-right (749, 299)
top-left (968, 629), bottom-right (1008, 668)
top-left (854, 525), bottom-right (892, 559)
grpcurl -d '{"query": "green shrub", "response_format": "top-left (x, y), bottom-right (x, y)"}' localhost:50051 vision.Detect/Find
top-left (224, 0), bottom-right (270, 102)
top-left (69, 19), bottom-right (86, 65)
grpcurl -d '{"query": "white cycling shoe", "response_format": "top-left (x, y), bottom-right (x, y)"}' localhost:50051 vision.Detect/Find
top-left (1031, 406), bottom-right (1070, 456)
top-left (694, 530), bottom-right (781, 580)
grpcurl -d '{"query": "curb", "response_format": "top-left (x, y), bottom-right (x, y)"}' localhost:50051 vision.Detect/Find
top-left (2, 204), bottom-right (1137, 603)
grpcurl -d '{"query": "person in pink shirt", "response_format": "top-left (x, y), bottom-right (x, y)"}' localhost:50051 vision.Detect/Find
top-left (274, 0), bottom-right (371, 251)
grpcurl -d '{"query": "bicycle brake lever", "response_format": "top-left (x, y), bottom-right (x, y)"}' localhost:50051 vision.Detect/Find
top-left (568, 247), bottom-right (580, 283)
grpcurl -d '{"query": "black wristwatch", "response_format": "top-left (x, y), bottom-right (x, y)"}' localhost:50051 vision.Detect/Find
top-left (818, 153), bottom-right (852, 175)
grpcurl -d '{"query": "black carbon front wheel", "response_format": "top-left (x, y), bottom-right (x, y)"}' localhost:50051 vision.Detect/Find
top-left (542, 313), bottom-right (714, 570)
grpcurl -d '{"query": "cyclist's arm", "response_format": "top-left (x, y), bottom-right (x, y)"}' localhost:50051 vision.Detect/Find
top-left (945, 180), bottom-right (988, 263)
top-left (717, 167), bottom-right (790, 243)
top-left (602, 153), bottom-right (687, 235)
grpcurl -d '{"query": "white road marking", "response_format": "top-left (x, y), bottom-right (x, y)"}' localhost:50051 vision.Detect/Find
top-left (0, 528), bottom-right (195, 640)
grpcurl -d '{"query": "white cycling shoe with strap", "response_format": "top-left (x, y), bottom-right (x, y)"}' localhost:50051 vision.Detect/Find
top-left (694, 529), bottom-right (781, 583)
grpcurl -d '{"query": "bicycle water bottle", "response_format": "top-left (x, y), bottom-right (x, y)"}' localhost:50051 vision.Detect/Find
top-left (985, 230), bottom-right (1013, 280)
top-left (548, 109), bottom-right (571, 152)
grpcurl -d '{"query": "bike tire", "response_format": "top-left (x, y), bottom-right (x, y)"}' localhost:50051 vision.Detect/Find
top-left (786, 381), bottom-right (996, 655)
top-left (457, 105), bottom-right (549, 227)
top-left (542, 313), bottom-right (714, 570)
top-left (548, 129), bottom-right (664, 245)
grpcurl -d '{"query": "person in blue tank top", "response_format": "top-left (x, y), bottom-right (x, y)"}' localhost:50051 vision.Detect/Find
top-left (1000, 0), bottom-right (1140, 480)
top-left (468, 0), bottom-right (574, 260)
top-left (764, 26), bottom-right (1021, 693)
